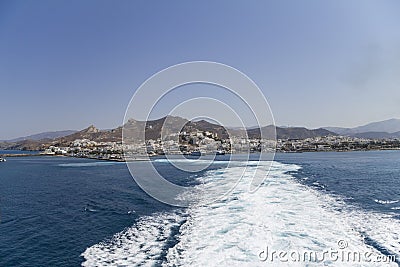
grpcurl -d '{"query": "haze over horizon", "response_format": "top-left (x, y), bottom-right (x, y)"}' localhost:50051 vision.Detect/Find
top-left (1, 1), bottom-right (400, 139)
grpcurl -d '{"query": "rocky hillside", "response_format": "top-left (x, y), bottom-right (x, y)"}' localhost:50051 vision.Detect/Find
top-left (4, 130), bottom-right (77, 142)
top-left (2, 116), bottom-right (338, 151)
top-left (247, 125), bottom-right (336, 139)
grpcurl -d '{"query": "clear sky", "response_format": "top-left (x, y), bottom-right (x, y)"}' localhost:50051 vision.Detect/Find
top-left (1, 0), bottom-right (400, 139)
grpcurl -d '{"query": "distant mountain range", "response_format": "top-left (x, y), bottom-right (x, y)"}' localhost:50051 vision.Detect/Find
top-left (247, 125), bottom-right (334, 140)
top-left (2, 117), bottom-right (400, 151)
top-left (323, 118), bottom-right (400, 139)
top-left (3, 130), bottom-right (78, 142)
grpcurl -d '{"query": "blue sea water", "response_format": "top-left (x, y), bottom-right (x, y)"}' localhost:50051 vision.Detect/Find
top-left (0, 151), bottom-right (399, 266)
top-left (275, 151), bottom-right (400, 216)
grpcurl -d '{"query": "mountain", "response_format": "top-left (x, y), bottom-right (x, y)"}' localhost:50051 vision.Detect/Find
top-left (54, 125), bottom-right (122, 145)
top-left (0, 116), bottom-right (342, 151)
top-left (122, 116), bottom-right (190, 141)
top-left (1, 139), bottom-right (45, 151)
top-left (324, 118), bottom-right (400, 138)
top-left (5, 130), bottom-right (77, 142)
top-left (0, 125), bottom-right (121, 150)
top-left (325, 119), bottom-right (400, 135)
top-left (247, 125), bottom-right (336, 139)
top-left (276, 127), bottom-right (335, 139)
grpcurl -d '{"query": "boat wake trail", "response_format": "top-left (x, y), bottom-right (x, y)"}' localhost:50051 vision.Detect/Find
top-left (81, 161), bottom-right (399, 266)
top-left (81, 212), bottom-right (186, 266)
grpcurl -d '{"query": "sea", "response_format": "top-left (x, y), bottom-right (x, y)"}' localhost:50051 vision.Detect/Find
top-left (0, 150), bottom-right (399, 266)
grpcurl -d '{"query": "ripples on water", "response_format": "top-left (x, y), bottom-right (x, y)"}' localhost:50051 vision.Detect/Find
top-left (1, 151), bottom-right (400, 266)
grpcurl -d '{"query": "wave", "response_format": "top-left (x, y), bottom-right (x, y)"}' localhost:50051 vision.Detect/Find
top-left (58, 162), bottom-right (123, 167)
top-left (81, 161), bottom-right (399, 266)
top-left (375, 199), bottom-right (399, 205)
top-left (81, 212), bottom-right (185, 266)
top-left (153, 158), bottom-right (230, 165)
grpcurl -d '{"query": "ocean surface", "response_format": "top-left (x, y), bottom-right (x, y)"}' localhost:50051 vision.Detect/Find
top-left (0, 151), bottom-right (399, 266)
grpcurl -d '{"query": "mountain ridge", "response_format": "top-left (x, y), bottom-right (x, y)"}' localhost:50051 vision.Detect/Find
top-left (3, 117), bottom-right (400, 151)
top-left (323, 118), bottom-right (400, 138)
top-left (3, 130), bottom-right (77, 142)
top-left (1, 116), bottom-right (337, 150)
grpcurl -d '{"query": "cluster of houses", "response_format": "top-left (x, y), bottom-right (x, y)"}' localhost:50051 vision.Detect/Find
top-left (42, 131), bottom-right (400, 160)
top-left (42, 139), bottom-right (124, 161)
top-left (276, 136), bottom-right (400, 152)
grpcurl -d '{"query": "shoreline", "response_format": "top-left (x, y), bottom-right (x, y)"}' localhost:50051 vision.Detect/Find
top-left (1, 148), bottom-right (400, 161)
top-left (0, 153), bottom-right (48, 157)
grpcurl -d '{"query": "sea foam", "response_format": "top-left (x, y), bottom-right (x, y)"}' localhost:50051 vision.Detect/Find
top-left (81, 161), bottom-right (399, 266)
top-left (58, 162), bottom-right (123, 167)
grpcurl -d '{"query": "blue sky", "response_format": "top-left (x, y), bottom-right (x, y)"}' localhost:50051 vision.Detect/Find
top-left (1, 0), bottom-right (400, 139)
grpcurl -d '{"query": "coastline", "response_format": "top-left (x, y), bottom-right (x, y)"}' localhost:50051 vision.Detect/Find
top-left (2, 147), bottom-right (400, 162)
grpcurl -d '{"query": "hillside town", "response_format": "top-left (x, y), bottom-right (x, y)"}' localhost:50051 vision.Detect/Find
top-left (40, 129), bottom-right (400, 161)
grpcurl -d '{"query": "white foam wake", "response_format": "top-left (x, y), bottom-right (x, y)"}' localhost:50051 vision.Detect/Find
top-left (58, 162), bottom-right (123, 167)
top-left (375, 199), bottom-right (399, 205)
top-left (164, 162), bottom-right (399, 266)
top-left (81, 161), bottom-right (399, 266)
top-left (81, 212), bottom-right (185, 266)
